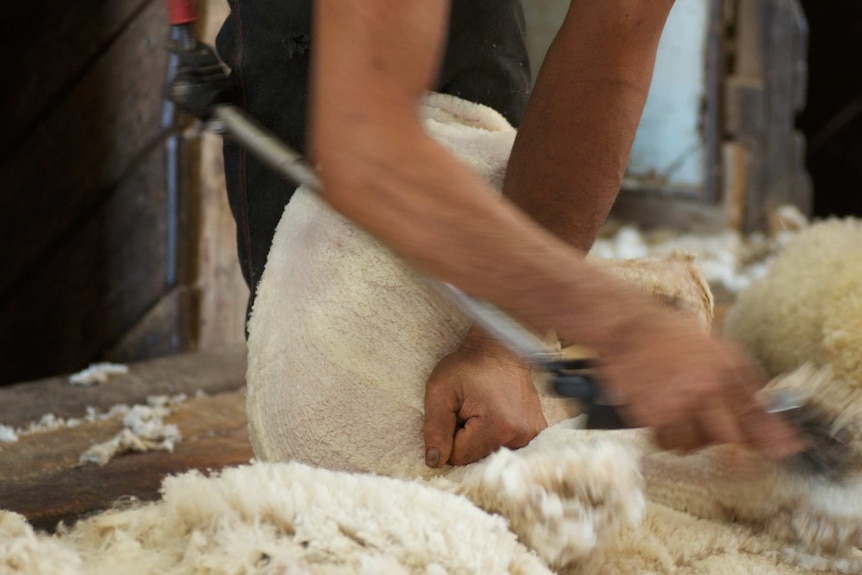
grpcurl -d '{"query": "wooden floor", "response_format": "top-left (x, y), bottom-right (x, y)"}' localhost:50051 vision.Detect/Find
top-left (0, 349), bottom-right (252, 531)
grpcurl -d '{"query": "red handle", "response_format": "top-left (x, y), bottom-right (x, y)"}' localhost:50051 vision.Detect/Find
top-left (166, 0), bottom-right (197, 25)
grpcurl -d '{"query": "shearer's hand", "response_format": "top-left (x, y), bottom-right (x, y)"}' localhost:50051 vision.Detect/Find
top-left (423, 327), bottom-right (547, 467)
top-left (596, 307), bottom-right (806, 458)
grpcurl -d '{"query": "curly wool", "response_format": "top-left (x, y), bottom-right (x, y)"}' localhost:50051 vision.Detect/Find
top-left (724, 218), bottom-right (862, 388)
top-left (0, 461), bottom-right (554, 575)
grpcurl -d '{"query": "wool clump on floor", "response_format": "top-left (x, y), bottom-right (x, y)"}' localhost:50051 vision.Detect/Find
top-left (68, 362), bottom-right (129, 386)
top-left (1, 460), bottom-right (556, 575)
top-left (78, 403), bottom-right (182, 466)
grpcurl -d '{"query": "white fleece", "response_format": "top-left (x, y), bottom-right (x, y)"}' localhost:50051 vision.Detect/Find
top-left (724, 218), bottom-right (862, 388)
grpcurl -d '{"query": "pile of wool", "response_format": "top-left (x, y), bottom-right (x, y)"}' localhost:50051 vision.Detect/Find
top-left (724, 218), bottom-right (862, 388)
top-left (0, 459), bottom-right (557, 575)
top-left (599, 500), bottom-right (861, 575)
top-left (2, 411), bottom-right (859, 575)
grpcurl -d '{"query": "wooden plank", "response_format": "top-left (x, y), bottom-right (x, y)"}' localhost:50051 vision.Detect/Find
top-left (193, 1), bottom-right (251, 350)
top-left (0, 349), bottom-right (246, 429)
top-left (611, 191), bottom-right (727, 233)
top-left (0, 0), bottom-right (169, 298)
top-left (722, 142), bottom-right (748, 231)
top-left (0, 0), bottom-right (152, 158)
top-left (105, 286), bottom-right (199, 364)
top-left (0, 392), bottom-right (252, 531)
top-left (0, 143), bottom-right (170, 386)
top-left (727, 0), bottom-right (811, 232)
top-left (194, 131), bottom-right (250, 349)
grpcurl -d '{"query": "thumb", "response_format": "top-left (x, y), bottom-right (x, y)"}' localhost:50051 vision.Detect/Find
top-left (423, 383), bottom-right (459, 468)
top-left (450, 416), bottom-right (500, 466)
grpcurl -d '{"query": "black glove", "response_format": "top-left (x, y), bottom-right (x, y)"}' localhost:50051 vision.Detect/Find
top-left (167, 41), bottom-right (234, 120)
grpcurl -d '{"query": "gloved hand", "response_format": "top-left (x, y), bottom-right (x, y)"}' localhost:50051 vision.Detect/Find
top-left (423, 326), bottom-right (548, 467)
top-left (167, 41), bottom-right (234, 120)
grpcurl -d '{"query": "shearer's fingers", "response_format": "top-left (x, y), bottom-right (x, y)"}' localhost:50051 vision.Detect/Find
top-left (725, 362), bottom-right (805, 459)
top-left (698, 396), bottom-right (746, 447)
top-left (653, 418), bottom-right (707, 452)
top-left (450, 415), bottom-right (506, 466)
top-left (423, 381), bottom-right (460, 468)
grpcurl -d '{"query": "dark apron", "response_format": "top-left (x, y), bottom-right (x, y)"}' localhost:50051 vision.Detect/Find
top-left (215, 0), bottom-right (532, 317)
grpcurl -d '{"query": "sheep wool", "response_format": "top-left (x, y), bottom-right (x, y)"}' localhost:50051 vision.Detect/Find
top-left (0, 461), bottom-right (554, 575)
top-left (3, 399), bottom-right (858, 575)
top-left (724, 217), bottom-right (862, 388)
top-left (640, 365), bottom-right (862, 557)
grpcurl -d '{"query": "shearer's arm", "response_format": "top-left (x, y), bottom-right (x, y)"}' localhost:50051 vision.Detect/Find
top-left (504, 1), bottom-right (674, 251)
top-left (309, 0), bottom-right (802, 457)
top-left (461, 0), bottom-right (673, 351)
top-left (310, 0), bottom-right (628, 346)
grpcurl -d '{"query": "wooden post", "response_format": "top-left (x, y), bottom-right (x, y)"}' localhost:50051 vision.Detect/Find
top-left (192, 0), bottom-right (249, 350)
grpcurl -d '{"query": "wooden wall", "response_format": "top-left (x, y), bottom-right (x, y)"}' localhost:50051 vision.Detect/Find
top-left (0, 0), bottom-right (247, 386)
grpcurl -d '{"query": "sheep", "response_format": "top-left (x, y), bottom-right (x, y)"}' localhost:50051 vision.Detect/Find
top-left (243, 92), bottom-right (862, 572)
top-left (724, 218), bottom-right (862, 388)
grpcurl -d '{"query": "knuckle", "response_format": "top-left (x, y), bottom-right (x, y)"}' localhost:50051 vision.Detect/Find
top-left (495, 419), bottom-right (516, 441)
top-left (507, 428), bottom-right (536, 449)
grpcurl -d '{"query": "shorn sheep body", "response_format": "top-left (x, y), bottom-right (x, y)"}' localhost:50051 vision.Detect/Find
top-left (3, 94), bottom-right (861, 574)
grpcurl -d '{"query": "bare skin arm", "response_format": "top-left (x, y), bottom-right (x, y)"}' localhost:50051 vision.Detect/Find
top-left (504, 0), bottom-right (674, 251)
top-left (426, 1), bottom-right (677, 466)
top-left (310, 0), bottom-right (803, 465)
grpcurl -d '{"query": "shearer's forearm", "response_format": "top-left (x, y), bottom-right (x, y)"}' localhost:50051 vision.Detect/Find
top-left (310, 0), bottom-right (662, 356)
top-left (505, 0), bottom-right (675, 251)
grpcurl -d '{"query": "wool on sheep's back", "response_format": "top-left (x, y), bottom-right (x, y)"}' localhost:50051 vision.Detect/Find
top-left (724, 218), bottom-right (862, 387)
